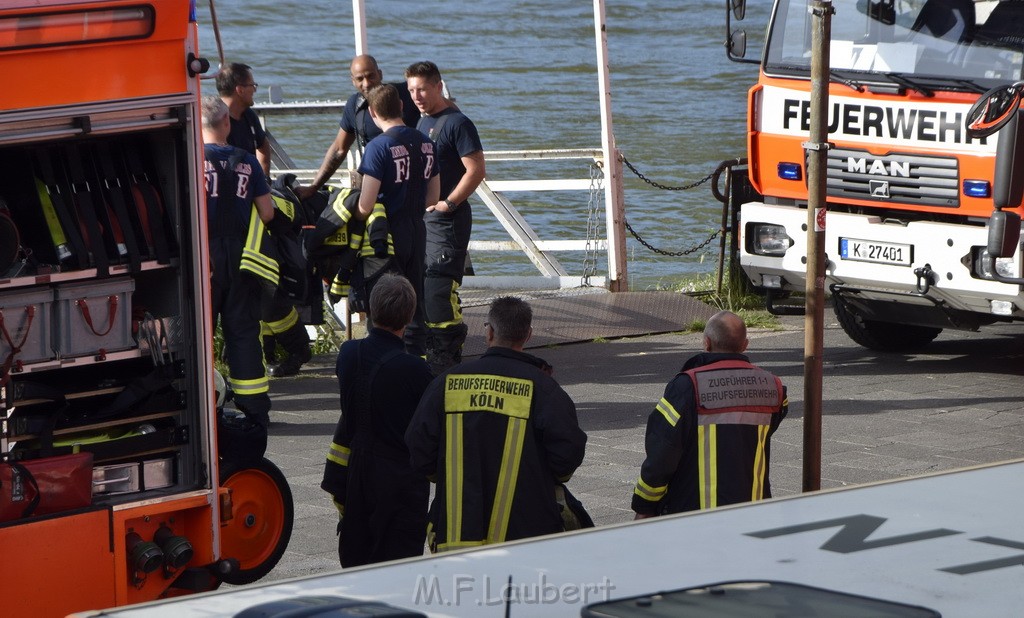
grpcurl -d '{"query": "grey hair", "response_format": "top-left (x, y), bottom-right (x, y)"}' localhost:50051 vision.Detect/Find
top-left (201, 95), bottom-right (229, 130)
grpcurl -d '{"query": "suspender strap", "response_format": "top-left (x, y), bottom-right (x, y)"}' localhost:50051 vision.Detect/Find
top-left (124, 147), bottom-right (171, 264)
top-left (32, 149), bottom-right (88, 269)
top-left (354, 95), bottom-right (369, 149)
top-left (94, 143), bottom-right (142, 272)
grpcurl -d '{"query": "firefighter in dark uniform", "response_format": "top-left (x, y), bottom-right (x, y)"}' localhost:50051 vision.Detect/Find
top-left (406, 297), bottom-right (587, 552)
top-left (632, 310), bottom-right (788, 518)
top-left (406, 61), bottom-right (486, 375)
top-left (321, 273), bottom-right (434, 567)
top-left (201, 96), bottom-right (278, 443)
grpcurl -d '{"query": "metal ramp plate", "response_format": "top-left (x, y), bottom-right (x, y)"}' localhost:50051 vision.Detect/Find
top-left (460, 290), bottom-right (718, 358)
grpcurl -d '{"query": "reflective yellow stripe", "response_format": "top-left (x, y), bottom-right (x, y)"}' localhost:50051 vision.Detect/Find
top-left (230, 375), bottom-right (269, 395)
top-left (330, 279), bottom-right (351, 297)
top-left (437, 539), bottom-right (486, 552)
top-left (264, 307), bottom-right (299, 333)
top-left (240, 255), bottom-right (279, 284)
top-left (487, 417), bottom-right (527, 544)
top-left (751, 424), bottom-right (769, 501)
top-left (698, 424), bottom-right (717, 509)
top-left (425, 281), bottom-right (464, 329)
top-left (324, 228), bottom-right (348, 246)
top-left (445, 413), bottom-right (464, 547)
top-left (443, 374), bottom-right (533, 418)
top-left (633, 477), bottom-right (667, 502)
top-left (327, 442), bottom-right (351, 467)
top-left (331, 190), bottom-right (356, 222)
top-left (245, 207), bottom-right (264, 251)
top-left (36, 178), bottom-right (68, 246)
top-left (271, 194), bottom-right (295, 220)
top-left (260, 321), bottom-right (272, 336)
top-left (241, 206), bottom-right (279, 284)
top-left (656, 397), bottom-right (680, 427)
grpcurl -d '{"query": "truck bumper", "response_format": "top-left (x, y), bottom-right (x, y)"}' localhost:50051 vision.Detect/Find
top-left (739, 202), bottom-right (1024, 321)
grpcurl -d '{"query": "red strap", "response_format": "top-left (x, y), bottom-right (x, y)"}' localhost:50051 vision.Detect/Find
top-left (0, 305), bottom-right (35, 387)
top-left (76, 295), bottom-right (118, 337)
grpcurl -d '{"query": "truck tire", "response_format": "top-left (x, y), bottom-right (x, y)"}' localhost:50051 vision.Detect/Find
top-left (219, 457), bottom-right (294, 585)
top-left (834, 300), bottom-right (942, 351)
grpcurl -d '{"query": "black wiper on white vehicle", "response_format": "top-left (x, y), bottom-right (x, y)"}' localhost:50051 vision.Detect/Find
top-left (883, 73), bottom-right (934, 97)
top-left (828, 69), bottom-right (863, 91)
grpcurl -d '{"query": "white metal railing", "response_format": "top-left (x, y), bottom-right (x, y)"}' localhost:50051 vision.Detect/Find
top-left (256, 103), bottom-right (611, 289)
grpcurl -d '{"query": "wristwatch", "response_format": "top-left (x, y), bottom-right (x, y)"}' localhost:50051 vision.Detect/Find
top-left (444, 198), bottom-right (458, 211)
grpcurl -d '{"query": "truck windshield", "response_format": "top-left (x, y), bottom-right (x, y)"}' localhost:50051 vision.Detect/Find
top-left (765, 0), bottom-right (1024, 89)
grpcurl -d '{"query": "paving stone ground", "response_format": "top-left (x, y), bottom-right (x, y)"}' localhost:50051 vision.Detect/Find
top-left (258, 302), bottom-right (1024, 582)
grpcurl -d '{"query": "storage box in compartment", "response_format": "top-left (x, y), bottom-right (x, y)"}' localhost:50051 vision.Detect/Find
top-left (0, 287), bottom-right (54, 366)
top-left (54, 277), bottom-right (135, 358)
top-left (92, 455), bottom-right (175, 497)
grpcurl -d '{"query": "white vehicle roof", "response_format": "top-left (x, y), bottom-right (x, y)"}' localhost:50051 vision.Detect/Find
top-left (88, 459), bottom-right (1024, 617)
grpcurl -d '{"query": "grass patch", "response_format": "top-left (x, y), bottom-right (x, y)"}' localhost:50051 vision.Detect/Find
top-left (672, 269), bottom-right (781, 330)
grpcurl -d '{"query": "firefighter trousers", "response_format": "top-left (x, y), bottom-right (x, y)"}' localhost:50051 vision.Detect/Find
top-left (261, 296), bottom-right (311, 358)
top-left (423, 207), bottom-right (471, 374)
top-left (211, 243), bottom-right (271, 431)
top-left (338, 447), bottom-right (429, 568)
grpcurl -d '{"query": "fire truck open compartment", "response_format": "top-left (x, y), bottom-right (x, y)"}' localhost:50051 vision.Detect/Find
top-left (0, 96), bottom-right (221, 612)
top-left (0, 101), bottom-right (209, 508)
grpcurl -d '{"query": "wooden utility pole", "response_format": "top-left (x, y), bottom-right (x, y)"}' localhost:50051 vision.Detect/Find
top-left (803, 0), bottom-right (833, 492)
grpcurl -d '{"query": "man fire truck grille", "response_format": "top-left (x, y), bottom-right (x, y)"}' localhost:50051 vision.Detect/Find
top-left (825, 148), bottom-right (959, 208)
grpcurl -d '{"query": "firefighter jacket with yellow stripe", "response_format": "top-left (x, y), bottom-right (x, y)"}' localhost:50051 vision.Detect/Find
top-left (406, 346), bottom-right (587, 552)
top-left (321, 329), bottom-right (434, 566)
top-left (239, 206), bottom-right (279, 288)
top-left (632, 352), bottom-right (787, 516)
top-left (304, 188), bottom-right (392, 299)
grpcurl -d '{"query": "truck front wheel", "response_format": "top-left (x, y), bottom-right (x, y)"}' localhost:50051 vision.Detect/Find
top-left (219, 457), bottom-right (294, 585)
top-left (834, 300), bottom-right (942, 351)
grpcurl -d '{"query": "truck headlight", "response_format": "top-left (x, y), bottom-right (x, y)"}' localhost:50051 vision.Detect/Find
top-left (747, 223), bottom-right (792, 257)
top-left (994, 256), bottom-right (1019, 279)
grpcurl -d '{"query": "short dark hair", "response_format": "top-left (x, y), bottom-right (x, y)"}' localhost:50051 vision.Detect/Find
top-left (216, 62), bottom-right (252, 96)
top-left (487, 297), bottom-right (532, 344)
top-left (404, 60), bottom-right (443, 84)
top-left (366, 84), bottom-right (401, 121)
top-left (370, 273), bottom-right (416, 331)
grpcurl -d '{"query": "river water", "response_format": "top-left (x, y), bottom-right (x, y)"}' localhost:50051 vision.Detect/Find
top-left (196, 0), bottom-right (770, 289)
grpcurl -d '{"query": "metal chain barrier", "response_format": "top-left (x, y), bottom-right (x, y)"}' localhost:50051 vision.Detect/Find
top-left (622, 155), bottom-right (716, 191)
top-left (582, 163), bottom-right (603, 286)
top-left (625, 219), bottom-right (720, 257)
top-left (620, 156), bottom-right (725, 257)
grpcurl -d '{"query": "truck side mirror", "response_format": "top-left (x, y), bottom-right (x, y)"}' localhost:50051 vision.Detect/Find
top-left (732, 0), bottom-right (746, 21)
top-left (728, 29), bottom-right (748, 60)
top-left (966, 82), bottom-right (1024, 139)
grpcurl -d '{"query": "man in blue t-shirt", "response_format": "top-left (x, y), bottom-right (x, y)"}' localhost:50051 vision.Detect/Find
top-left (201, 96), bottom-right (277, 457)
top-left (356, 84), bottom-right (439, 356)
top-left (297, 55), bottom-right (419, 201)
top-left (406, 60), bottom-right (486, 375)
top-left (216, 63), bottom-right (271, 175)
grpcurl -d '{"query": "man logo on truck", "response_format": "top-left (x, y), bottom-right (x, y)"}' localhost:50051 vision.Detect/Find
top-left (869, 180), bottom-right (891, 198)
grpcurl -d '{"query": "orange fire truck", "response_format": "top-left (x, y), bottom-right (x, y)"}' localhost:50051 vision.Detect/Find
top-left (0, 1), bottom-right (291, 615)
top-left (726, 0), bottom-right (1024, 350)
